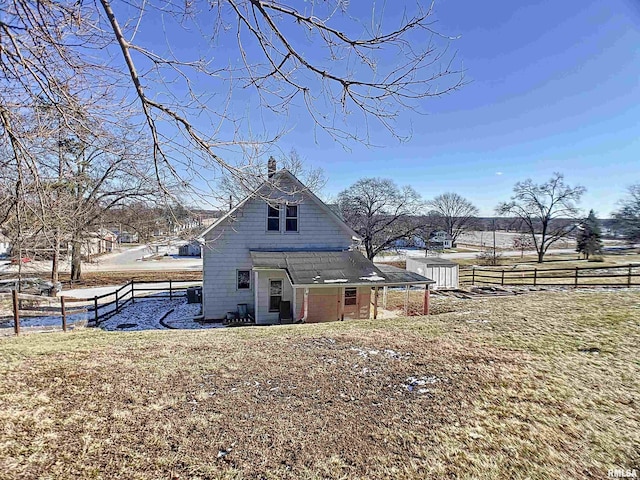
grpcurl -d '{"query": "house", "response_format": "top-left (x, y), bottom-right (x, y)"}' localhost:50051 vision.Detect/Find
top-left (429, 230), bottom-right (453, 249)
top-left (179, 240), bottom-right (202, 257)
top-left (83, 229), bottom-right (117, 259)
top-left (0, 232), bottom-right (10, 257)
top-left (200, 164), bottom-right (434, 324)
top-left (406, 257), bottom-right (459, 290)
top-left (118, 231), bottom-right (139, 243)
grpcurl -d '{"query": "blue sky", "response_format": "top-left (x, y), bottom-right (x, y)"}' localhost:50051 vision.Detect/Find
top-left (126, 0), bottom-right (640, 216)
top-left (274, 0), bottom-right (640, 216)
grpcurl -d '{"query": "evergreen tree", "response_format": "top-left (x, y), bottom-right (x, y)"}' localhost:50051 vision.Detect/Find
top-left (576, 210), bottom-right (603, 259)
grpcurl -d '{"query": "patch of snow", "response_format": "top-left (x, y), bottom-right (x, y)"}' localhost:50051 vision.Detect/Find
top-left (405, 375), bottom-right (440, 392)
top-left (359, 274), bottom-right (385, 282)
top-left (99, 297), bottom-right (185, 331)
top-left (350, 346), bottom-right (410, 360)
top-left (163, 302), bottom-right (225, 329)
top-left (323, 278), bottom-right (348, 283)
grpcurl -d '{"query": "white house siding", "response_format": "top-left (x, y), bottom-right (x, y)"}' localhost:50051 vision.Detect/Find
top-left (255, 270), bottom-right (293, 324)
top-left (202, 182), bottom-right (354, 321)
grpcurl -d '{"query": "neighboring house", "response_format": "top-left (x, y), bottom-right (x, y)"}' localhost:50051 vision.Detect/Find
top-left (429, 230), bottom-right (453, 249)
top-left (0, 233), bottom-right (10, 257)
top-left (179, 240), bottom-right (202, 257)
top-left (200, 166), bottom-right (434, 324)
top-left (406, 257), bottom-right (459, 290)
top-left (118, 231), bottom-right (139, 243)
top-left (83, 229), bottom-right (117, 259)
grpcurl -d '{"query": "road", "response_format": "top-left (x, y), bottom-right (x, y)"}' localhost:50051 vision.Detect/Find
top-left (0, 239), bottom-right (203, 275)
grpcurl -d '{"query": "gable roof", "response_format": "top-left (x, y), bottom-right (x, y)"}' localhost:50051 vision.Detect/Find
top-left (199, 169), bottom-right (360, 240)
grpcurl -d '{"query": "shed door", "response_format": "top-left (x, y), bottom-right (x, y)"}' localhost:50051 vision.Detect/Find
top-left (343, 287), bottom-right (358, 319)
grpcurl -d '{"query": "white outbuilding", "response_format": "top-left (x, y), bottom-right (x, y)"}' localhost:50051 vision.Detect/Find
top-left (406, 257), bottom-right (459, 290)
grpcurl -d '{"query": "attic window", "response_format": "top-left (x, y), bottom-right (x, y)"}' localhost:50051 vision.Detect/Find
top-left (267, 205), bottom-right (280, 231)
top-left (285, 205), bottom-right (298, 232)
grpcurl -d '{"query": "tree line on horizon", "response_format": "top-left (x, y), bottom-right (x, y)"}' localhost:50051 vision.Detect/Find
top-left (334, 173), bottom-right (640, 263)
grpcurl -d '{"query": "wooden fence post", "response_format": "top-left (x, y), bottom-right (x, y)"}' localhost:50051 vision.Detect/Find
top-left (373, 287), bottom-right (378, 320)
top-left (628, 266), bottom-right (632, 288)
top-left (501, 269), bottom-right (505, 286)
top-left (131, 280), bottom-right (135, 304)
top-left (423, 285), bottom-right (430, 315)
top-left (574, 267), bottom-right (579, 288)
top-left (115, 289), bottom-right (119, 312)
top-left (12, 289), bottom-right (20, 336)
top-left (404, 285), bottom-right (409, 316)
top-left (60, 296), bottom-right (67, 332)
top-left (533, 268), bottom-right (537, 287)
top-left (471, 268), bottom-right (475, 285)
top-left (169, 279), bottom-right (173, 300)
top-left (94, 296), bottom-right (99, 323)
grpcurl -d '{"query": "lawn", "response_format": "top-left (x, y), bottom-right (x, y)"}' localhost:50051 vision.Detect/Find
top-left (0, 290), bottom-right (638, 479)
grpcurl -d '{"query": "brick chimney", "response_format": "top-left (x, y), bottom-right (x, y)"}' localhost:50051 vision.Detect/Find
top-left (267, 156), bottom-right (276, 178)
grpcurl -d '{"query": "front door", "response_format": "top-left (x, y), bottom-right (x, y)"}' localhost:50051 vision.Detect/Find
top-left (343, 287), bottom-right (358, 319)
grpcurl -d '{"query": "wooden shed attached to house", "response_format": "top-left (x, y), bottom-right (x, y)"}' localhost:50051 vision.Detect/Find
top-left (406, 257), bottom-right (459, 290)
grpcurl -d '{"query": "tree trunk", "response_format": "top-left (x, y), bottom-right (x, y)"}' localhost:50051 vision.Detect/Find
top-left (537, 249), bottom-right (544, 263)
top-left (70, 237), bottom-right (82, 281)
top-left (51, 229), bottom-right (61, 294)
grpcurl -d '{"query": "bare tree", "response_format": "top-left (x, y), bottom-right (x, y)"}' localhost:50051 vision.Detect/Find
top-left (337, 178), bottom-right (423, 260)
top-left (413, 213), bottom-right (441, 255)
top-left (1, 0), bottom-right (464, 200)
top-left (217, 149), bottom-right (326, 206)
top-left (497, 173), bottom-right (585, 263)
top-left (512, 233), bottom-right (534, 258)
top-left (0, 99), bottom-right (160, 282)
top-left (427, 192), bottom-right (479, 245)
top-left (612, 184), bottom-right (640, 244)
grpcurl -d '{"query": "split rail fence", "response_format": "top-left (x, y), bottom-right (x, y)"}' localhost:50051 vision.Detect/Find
top-left (460, 263), bottom-right (640, 288)
top-left (0, 279), bottom-right (202, 336)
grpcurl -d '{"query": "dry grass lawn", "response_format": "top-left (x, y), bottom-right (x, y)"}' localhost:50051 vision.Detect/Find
top-left (1, 290), bottom-right (639, 479)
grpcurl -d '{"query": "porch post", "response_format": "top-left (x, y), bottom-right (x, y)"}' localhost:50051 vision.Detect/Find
top-left (339, 287), bottom-right (345, 321)
top-left (404, 285), bottom-right (410, 316)
top-left (254, 270), bottom-right (259, 323)
top-left (303, 287), bottom-right (309, 322)
top-left (423, 285), bottom-right (430, 315)
top-left (292, 286), bottom-right (297, 321)
top-left (373, 287), bottom-right (379, 320)
top-left (382, 286), bottom-right (388, 309)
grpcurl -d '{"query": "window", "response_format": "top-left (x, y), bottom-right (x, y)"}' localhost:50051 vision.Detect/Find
top-left (344, 287), bottom-right (357, 306)
top-left (285, 205), bottom-right (298, 232)
top-left (269, 280), bottom-right (283, 312)
top-left (237, 270), bottom-right (251, 290)
top-left (267, 205), bottom-right (280, 231)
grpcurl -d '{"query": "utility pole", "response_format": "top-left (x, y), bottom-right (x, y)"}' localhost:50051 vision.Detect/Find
top-left (492, 218), bottom-right (497, 263)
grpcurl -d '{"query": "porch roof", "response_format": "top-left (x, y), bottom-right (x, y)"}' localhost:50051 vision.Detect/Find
top-left (250, 250), bottom-right (434, 287)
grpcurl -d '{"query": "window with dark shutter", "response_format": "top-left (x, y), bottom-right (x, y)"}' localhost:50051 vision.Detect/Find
top-left (285, 205), bottom-right (298, 232)
top-left (267, 205), bottom-right (280, 231)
